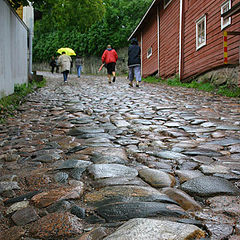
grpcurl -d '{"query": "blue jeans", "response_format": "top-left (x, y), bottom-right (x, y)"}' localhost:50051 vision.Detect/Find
top-left (77, 65), bottom-right (82, 77)
top-left (129, 66), bottom-right (141, 82)
top-left (63, 70), bottom-right (69, 82)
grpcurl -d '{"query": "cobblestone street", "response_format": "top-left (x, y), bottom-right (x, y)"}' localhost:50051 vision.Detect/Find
top-left (0, 72), bottom-right (240, 239)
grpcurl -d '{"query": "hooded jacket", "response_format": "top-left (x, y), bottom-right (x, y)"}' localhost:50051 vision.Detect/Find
top-left (58, 54), bottom-right (72, 72)
top-left (128, 38), bottom-right (141, 67)
top-left (101, 48), bottom-right (118, 64)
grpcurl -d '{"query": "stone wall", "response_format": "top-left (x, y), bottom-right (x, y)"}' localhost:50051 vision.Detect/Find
top-left (196, 66), bottom-right (240, 87)
top-left (33, 47), bottom-right (129, 76)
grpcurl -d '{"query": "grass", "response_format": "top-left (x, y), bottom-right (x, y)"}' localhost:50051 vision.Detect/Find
top-left (0, 79), bottom-right (46, 123)
top-left (143, 75), bottom-right (240, 98)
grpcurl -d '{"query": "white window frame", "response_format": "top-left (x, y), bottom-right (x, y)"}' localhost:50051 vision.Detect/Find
top-left (221, 0), bottom-right (231, 30)
top-left (164, 0), bottom-right (173, 9)
top-left (196, 15), bottom-right (207, 50)
top-left (147, 47), bottom-right (152, 58)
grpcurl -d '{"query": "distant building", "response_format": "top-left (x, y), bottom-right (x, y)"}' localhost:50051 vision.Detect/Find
top-left (0, 0), bottom-right (30, 98)
top-left (129, 0), bottom-right (240, 82)
top-left (16, 2), bottom-right (34, 74)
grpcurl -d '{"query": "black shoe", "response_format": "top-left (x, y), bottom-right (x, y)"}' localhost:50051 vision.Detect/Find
top-left (129, 82), bottom-right (133, 87)
top-left (113, 77), bottom-right (116, 82)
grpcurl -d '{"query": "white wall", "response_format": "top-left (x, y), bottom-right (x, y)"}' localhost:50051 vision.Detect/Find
top-left (0, 0), bottom-right (28, 98)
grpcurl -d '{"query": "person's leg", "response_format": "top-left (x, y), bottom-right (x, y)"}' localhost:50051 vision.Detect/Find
top-left (106, 64), bottom-right (112, 84)
top-left (112, 72), bottom-right (116, 82)
top-left (51, 66), bottom-right (54, 74)
top-left (77, 66), bottom-right (80, 77)
top-left (108, 74), bottom-right (111, 83)
top-left (129, 67), bottom-right (134, 87)
top-left (79, 65), bottom-right (82, 77)
top-left (65, 70), bottom-right (69, 82)
top-left (63, 71), bottom-right (67, 82)
top-left (112, 63), bottom-right (116, 82)
top-left (134, 66), bottom-right (141, 87)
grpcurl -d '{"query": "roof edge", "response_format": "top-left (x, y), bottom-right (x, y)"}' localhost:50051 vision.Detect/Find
top-left (128, 0), bottom-right (159, 41)
top-left (4, 0), bottom-right (29, 31)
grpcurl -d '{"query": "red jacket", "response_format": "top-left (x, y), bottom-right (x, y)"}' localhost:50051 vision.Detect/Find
top-left (101, 48), bottom-right (118, 64)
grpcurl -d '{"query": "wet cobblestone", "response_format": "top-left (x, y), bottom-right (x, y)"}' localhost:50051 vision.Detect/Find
top-left (0, 72), bottom-right (240, 239)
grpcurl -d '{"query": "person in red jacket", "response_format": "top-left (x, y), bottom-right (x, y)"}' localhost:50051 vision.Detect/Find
top-left (101, 45), bottom-right (118, 84)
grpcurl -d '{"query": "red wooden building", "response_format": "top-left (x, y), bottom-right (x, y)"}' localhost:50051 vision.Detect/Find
top-left (129, 0), bottom-right (240, 81)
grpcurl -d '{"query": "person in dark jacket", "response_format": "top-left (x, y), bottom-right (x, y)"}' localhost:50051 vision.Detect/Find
top-left (101, 45), bottom-right (118, 84)
top-left (49, 56), bottom-right (57, 74)
top-left (75, 55), bottom-right (83, 78)
top-left (128, 38), bottom-right (141, 87)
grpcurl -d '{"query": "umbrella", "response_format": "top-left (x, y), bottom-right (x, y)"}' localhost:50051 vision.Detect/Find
top-left (57, 47), bottom-right (76, 56)
top-left (98, 63), bottom-right (105, 72)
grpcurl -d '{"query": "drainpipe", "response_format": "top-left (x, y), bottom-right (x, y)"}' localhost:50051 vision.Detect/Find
top-left (157, 5), bottom-right (160, 77)
top-left (179, 0), bottom-right (183, 81)
top-left (29, 20), bottom-right (33, 75)
top-left (25, 2), bottom-right (34, 75)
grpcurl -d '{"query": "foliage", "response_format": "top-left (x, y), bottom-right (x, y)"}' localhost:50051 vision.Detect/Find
top-left (216, 85), bottom-right (240, 97)
top-left (142, 76), bottom-right (161, 83)
top-left (143, 75), bottom-right (240, 98)
top-left (33, 0), bottom-right (152, 62)
top-left (0, 79), bottom-right (46, 123)
top-left (10, 0), bottom-right (45, 9)
top-left (35, 0), bottom-right (105, 34)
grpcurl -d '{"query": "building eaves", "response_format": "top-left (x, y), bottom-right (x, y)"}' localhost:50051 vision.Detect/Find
top-left (4, 0), bottom-right (29, 31)
top-left (128, 0), bottom-right (161, 41)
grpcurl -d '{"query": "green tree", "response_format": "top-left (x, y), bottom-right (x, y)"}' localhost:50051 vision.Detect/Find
top-left (33, 0), bottom-right (153, 61)
top-left (35, 0), bottom-right (105, 34)
top-left (86, 0), bottom-right (152, 53)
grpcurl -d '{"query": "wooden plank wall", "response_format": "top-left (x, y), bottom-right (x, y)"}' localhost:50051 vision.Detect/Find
top-left (183, 0), bottom-right (240, 79)
top-left (159, 0), bottom-right (180, 79)
top-left (141, 8), bottom-right (159, 77)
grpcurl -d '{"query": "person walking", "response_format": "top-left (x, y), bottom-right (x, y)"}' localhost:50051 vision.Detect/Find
top-left (57, 51), bottom-right (72, 83)
top-left (75, 55), bottom-right (83, 78)
top-left (101, 45), bottom-right (118, 84)
top-left (49, 56), bottom-right (57, 74)
top-left (128, 38), bottom-right (141, 87)
top-left (55, 56), bottom-right (59, 73)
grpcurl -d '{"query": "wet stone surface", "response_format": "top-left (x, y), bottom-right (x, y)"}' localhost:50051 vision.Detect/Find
top-left (0, 72), bottom-right (240, 239)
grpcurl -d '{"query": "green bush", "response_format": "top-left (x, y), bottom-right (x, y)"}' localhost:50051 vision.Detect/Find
top-left (143, 75), bottom-right (240, 98)
top-left (143, 76), bottom-right (161, 83)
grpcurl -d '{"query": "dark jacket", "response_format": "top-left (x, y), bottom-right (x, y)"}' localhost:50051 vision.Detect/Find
top-left (50, 59), bottom-right (56, 67)
top-left (75, 57), bottom-right (83, 66)
top-left (128, 38), bottom-right (141, 67)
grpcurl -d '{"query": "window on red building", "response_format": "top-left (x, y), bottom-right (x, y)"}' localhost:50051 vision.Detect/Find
top-left (221, 0), bottom-right (231, 30)
top-left (196, 15), bottom-right (207, 50)
top-left (147, 47), bottom-right (152, 58)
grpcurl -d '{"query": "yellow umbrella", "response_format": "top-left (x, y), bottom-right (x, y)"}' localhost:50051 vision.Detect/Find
top-left (57, 47), bottom-right (76, 56)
